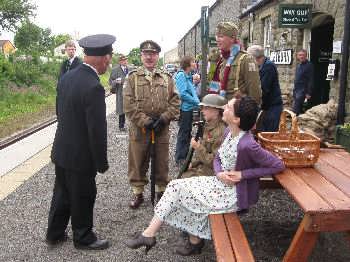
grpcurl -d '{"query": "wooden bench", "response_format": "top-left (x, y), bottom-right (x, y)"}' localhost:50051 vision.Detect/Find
top-left (209, 213), bottom-right (255, 262)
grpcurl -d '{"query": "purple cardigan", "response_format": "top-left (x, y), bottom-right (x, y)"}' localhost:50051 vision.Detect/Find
top-left (214, 129), bottom-right (285, 211)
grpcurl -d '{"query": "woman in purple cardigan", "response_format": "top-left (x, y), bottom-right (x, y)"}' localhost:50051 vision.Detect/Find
top-left (125, 96), bottom-right (285, 256)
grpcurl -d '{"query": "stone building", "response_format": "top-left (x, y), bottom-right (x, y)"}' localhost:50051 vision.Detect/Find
top-left (0, 40), bottom-right (15, 56)
top-left (239, 0), bottom-right (349, 121)
top-left (178, 0), bottom-right (248, 58)
top-left (163, 46), bottom-right (179, 65)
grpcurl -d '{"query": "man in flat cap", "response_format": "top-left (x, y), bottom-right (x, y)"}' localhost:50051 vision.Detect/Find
top-left (210, 21), bottom-right (261, 104)
top-left (123, 40), bottom-right (180, 209)
top-left (109, 54), bottom-right (130, 131)
top-left (58, 40), bottom-right (82, 80)
top-left (46, 34), bottom-right (115, 250)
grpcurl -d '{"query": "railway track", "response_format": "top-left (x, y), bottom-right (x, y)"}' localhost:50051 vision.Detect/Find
top-left (0, 92), bottom-right (112, 151)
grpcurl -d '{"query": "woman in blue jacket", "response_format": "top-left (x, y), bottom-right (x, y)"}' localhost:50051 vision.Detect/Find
top-left (174, 56), bottom-right (200, 165)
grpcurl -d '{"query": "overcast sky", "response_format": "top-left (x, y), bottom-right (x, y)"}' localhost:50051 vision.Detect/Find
top-left (1, 0), bottom-right (216, 55)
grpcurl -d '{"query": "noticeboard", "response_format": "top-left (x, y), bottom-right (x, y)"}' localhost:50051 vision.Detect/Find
top-left (278, 4), bottom-right (312, 28)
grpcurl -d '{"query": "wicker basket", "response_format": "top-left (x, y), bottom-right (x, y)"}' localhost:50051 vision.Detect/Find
top-left (257, 109), bottom-right (321, 168)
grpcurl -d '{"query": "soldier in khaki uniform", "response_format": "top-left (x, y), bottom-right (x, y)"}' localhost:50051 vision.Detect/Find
top-left (211, 22), bottom-right (261, 104)
top-left (123, 40), bottom-right (180, 209)
top-left (181, 94), bottom-right (227, 179)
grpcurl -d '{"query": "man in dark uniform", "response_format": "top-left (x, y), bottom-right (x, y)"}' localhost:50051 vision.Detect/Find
top-left (292, 49), bottom-right (314, 115)
top-left (46, 34), bottom-right (115, 250)
top-left (58, 40), bottom-right (82, 80)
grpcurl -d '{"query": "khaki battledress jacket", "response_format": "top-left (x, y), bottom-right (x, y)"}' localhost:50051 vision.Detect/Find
top-left (219, 51), bottom-right (262, 104)
top-left (123, 67), bottom-right (180, 193)
top-left (182, 119), bottom-right (226, 178)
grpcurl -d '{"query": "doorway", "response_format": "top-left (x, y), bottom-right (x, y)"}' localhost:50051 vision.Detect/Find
top-left (309, 13), bottom-right (335, 107)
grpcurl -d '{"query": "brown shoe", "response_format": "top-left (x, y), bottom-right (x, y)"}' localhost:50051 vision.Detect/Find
top-left (175, 239), bottom-right (204, 256)
top-left (129, 194), bottom-right (144, 209)
top-left (125, 232), bottom-right (156, 254)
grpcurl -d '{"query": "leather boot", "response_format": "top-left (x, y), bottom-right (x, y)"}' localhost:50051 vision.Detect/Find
top-left (46, 232), bottom-right (68, 246)
top-left (175, 239), bottom-right (204, 256)
top-left (125, 232), bottom-right (156, 254)
top-left (74, 239), bottom-right (110, 250)
top-left (129, 193), bottom-right (144, 209)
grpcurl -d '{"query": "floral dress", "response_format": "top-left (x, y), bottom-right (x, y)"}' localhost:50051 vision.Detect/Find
top-left (154, 130), bottom-right (246, 239)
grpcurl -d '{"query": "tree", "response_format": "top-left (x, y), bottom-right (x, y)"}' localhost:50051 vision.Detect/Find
top-left (53, 34), bottom-right (71, 48)
top-left (14, 20), bottom-right (55, 55)
top-left (127, 48), bottom-right (142, 66)
top-left (0, 0), bottom-right (36, 33)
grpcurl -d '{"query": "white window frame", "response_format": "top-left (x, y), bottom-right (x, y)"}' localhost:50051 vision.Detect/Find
top-left (263, 16), bottom-right (272, 57)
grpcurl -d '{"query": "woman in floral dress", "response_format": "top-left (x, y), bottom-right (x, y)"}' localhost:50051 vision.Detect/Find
top-left (125, 96), bottom-right (285, 256)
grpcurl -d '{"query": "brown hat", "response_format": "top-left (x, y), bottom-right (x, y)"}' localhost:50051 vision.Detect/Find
top-left (216, 22), bottom-right (239, 37)
top-left (140, 40), bottom-right (161, 53)
top-left (119, 54), bottom-right (127, 60)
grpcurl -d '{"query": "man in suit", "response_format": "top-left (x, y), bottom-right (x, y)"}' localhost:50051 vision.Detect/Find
top-left (109, 54), bottom-right (129, 131)
top-left (46, 34), bottom-right (115, 250)
top-left (58, 40), bottom-right (82, 80)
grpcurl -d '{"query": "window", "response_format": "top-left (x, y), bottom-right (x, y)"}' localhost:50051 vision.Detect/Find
top-left (263, 16), bottom-right (272, 57)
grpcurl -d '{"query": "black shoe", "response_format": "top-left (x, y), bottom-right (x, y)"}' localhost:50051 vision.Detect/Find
top-left (156, 192), bottom-right (164, 202)
top-left (175, 239), bottom-right (204, 256)
top-left (129, 194), bottom-right (144, 209)
top-left (125, 232), bottom-right (156, 254)
top-left (74, 239), bottom-right (110, 250)
top-left (46, 232), bottom-right (68, 246)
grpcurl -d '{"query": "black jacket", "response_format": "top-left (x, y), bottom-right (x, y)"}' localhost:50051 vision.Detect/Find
top-left (51, 64), bottom-right (109, 173)
top-left (294, 60), bottom-right (314, 96)
top-left (58, 56), bottom-right (82, 80)
top-left (259, 58), bottom-right (283, 110)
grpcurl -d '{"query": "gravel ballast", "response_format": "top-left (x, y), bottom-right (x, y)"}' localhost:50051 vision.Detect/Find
top-left (0, 112), bottom-right (349, 262)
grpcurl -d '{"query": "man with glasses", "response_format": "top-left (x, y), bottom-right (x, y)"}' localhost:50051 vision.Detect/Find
top-left (123, 40), bottom-right (180, 209)
top-left (58, 40), bottom-right (82, 80)
top-left (47, 34), bottom-right (115, 250)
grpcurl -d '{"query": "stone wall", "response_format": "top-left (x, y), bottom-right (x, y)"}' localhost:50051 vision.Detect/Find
top-left (164, 46), bottom-right (179, 65)
top-left (178, 0), bottom-right (242, 59)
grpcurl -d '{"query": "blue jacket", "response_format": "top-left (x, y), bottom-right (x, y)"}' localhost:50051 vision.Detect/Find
top-left (259, 58), bottom-right (283, 110)
top-left (294, 60), bottom-right (314, 96)
top-left (175, 70), bottom-right (200, 111)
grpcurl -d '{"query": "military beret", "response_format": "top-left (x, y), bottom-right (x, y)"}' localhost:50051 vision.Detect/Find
top-left (140, 40), bottom-right (161, 53)
top-left (79, 34), bottom-right (116, 56)
top-left (216, 22), bottom-right (239, 37)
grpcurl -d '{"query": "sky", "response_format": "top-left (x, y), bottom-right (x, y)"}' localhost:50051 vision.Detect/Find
top-left (1, 0), bottom-right (216, 55)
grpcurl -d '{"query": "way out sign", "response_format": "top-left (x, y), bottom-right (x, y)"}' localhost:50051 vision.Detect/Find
top-left (270, 49), bottom-right (293, 65)
top-left (279, 4), bottom-right (312, 28)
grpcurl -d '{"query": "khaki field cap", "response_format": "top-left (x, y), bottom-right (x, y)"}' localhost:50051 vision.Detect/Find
top-left (140, 40), bottom-right (161, 53)
top-left (216, 21), bottom-right (239, 37)
top-left (199, 94), bottom-right (228, 109)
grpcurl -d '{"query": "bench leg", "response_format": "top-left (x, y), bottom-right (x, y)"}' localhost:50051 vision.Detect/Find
top-left (345, 231), bottom-right (350, 247)
top-left (283, 216), bottom-right (319, 262)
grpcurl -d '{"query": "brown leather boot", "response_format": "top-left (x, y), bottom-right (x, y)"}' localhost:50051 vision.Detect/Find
top-left (175, 239), bottom-right (204, 256)
top-left (129, 194), bottom-right (144, 209)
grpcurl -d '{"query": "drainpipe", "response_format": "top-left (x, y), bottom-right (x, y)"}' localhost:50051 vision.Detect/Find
top-left (337, 0), bottom-right (350, 124)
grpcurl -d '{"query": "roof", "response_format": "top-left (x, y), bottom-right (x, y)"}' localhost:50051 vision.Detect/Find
top-left (239, 0), bottom-right (274, 19)
top-left (0, 40), bottom-right (15, 48)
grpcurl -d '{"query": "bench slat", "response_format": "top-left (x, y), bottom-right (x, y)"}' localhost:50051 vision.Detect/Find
top-left (210, 214), bottom-right (236, 262)
top-left (224, 213), bottom-right (255, 262)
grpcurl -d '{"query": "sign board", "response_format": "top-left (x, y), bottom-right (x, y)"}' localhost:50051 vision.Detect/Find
top-left (333, 41), bottom-right (342, 53)
top-left (278, 4), bottom-right (312, 28)
top-left (270, 49), bottom-right (293, 65)
top-left (209, 37), bottom-right (217, 47)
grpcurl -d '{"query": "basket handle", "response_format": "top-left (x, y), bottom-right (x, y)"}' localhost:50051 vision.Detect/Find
top-left (278, 109), bottom-right (299, 140)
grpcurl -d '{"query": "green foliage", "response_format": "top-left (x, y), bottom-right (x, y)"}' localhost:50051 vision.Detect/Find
top-left (14, 20), bottom-right (55, 55)
top-left (340, 123), bottom-right (350, 133)
top-left (0, 53), bottom-right (59, 125)
top-left (127, 48), bottom-right (141, 66)
top-left (0, 0), bottom-right (36, 32)
top-left (53, 34), bottom-right (71, 48)
top-left (157, 57), bottom-right (164, 68)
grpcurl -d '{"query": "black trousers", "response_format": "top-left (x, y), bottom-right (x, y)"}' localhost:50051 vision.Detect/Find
top-left (175, 110), bottom-right (193, 162)
top-left (119, 114), bottom-right (125, 129)
top-left (46, 165), bottom-right (97, 245)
